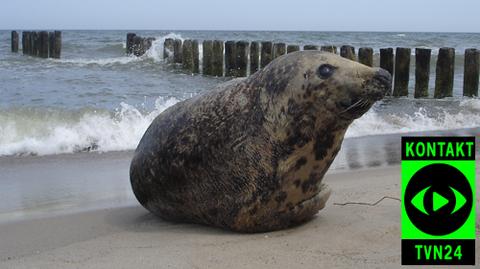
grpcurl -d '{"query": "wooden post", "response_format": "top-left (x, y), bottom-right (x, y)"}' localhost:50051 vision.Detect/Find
top-left (321, 45), bottom-right (337, 54)
top-left (173, 39), bottom-right (182, 64)
top-left (250, 41), bottom-right (260, 74)
top-left (463, 48), bottom-right (479, 97)
top-left (126, 33), bottom-right (136, 55)
top-left (358, 47), bottom-right (373, 67)
top-left (393, 47), bottom-right (411, 97)
top-left (21, 32), bottom-right (25, 54)
top-left (27, 32), bottom-right (32, 55)
top-left (163, 38), bottom-right (175, 61)
top-left (235, 41), bottom-right (248, 77)
top-left (22, 31), bottom-right (29, 55)
top-left (273, 43), bottom-right (286, 59)
top-left (52, 31), bottom-right (62, 58)
top-left (303, 45), bottom-right (318, 50)
top-left (38, 31), bottom-right (49, 58)
top-left (32, 31), bottom-right (40, 56)
top-left (340, 45), bottom-right (356, 61)
top-left (287, 45), bottom-right (300, 53)
top-left (192, 40), bottom-right (200, 74)
top-left (202, 40), bottom-right (213, 75)
top-left (434, 47), bottom-right (455, 98)
top-left (260, 41), bottom-right (273, 68)
top-left (182, 39), bottom-right (194, 72)
top-left (380, 48), bottom-right (394, 75)
top-left (31, 32), bottom-right (37, 56)
top-left (29, 32), bottom-right (34, 56)
top-left (132, 36), bottom-right (144, 56)
top-left (225, 41), bottom-right (236, 77)
top-left (212, 40), bottom-right (224, 77)
top-left (28, 32), bottom-right (34, 55)
top-left (11, 31), bottom-right (19, 53)
top-left (414, 48), bottom-right (431, 98)
top-left (48, 32), bottom-right (55, 57)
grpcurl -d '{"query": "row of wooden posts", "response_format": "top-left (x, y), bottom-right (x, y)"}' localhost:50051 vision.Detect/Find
top-left (126, 33), bottom-right (155, 57)
top-left (11, 31), bottom-right (62, 58)
top-left (155, 38), bottom-right (480, 99)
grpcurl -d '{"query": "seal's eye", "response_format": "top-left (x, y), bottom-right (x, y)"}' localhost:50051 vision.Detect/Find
top-left (317, 64), bottom-right (336, 79)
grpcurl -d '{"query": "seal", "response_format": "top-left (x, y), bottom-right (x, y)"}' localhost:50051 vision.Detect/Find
top-left (130, 51), bottom-right (391, 233)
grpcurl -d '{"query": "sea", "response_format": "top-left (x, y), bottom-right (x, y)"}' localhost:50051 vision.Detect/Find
top-left (1, 30), bottom-right (480, 157)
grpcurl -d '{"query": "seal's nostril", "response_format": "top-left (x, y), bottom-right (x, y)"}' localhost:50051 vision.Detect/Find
top-left (373, 68), bottom-right (392, 92)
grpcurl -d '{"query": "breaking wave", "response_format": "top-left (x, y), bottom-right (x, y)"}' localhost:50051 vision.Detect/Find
top-left (1, 97), bottom-right (479, 157)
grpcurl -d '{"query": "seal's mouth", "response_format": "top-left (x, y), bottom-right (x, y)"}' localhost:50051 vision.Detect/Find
top-left (338, 98), bottom-right (374, 119)
top-left (338, 69), bottom-right (392, 120)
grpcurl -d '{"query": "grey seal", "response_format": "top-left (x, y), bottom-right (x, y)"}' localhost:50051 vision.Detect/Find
top-left (130, 51), bottom-right (391, 232)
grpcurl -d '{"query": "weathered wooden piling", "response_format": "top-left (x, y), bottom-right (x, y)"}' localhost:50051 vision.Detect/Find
top-left (51, 31), bottom-right (62, 58)
top-left (303, 45), bottom-right (318, 50)
top-left (287, 45), bottom-right (300, 53)
top-left (21, 32), bottom-right (25, 54)
top-left (163, 38), bottom-right (175, 61)
top-left (30, 32), bottom-right (36, 56)
top-left (434, 47), bottom-right (455, 98)
top-left (250, 41), bottom-right (260, 74)
top-left (340, 45), bottom-right (356, 61)
top-left (48, 32), bottom-right (55, 57)
top-left (32, 32), bottom-right (39, 56)
top-left (414, 48), bottom-right (431, 98)
top-left (182, 39), bottom-right (194, 72)
top-left (235, 41), bottom-right (248, 77)
top-left (132, 36), bottom-right (144, 56)
top-left (225, 41), bottom-right (236, 77)
top-left (22, 32), bottom-right (29, 55)
top-left (126, 33), bottom-right (136, 55)
top-left (202, 40), bottom-right (213, 75)
top-left (380, 48), bottom-right (394, 75)
top-left (192, 40), bottom-right (200, 73)
top-left (260, 41), bottom-right (273, 68)
top-left (463, 48), bottom-right (479, 97)
top-left (393, 47), bottom-right (411, 97)
top-left (38, 31), bottom-right (49, 58)
top-left (173, 39), bottom-right (182, 64)
top-left (273, 43), bottom-right (286, 59)
top-left (358, 47), bottom-right (373, 67)
top-left (320, 45), bottom-right (337, 54)
top-left (11, 31), bottom-right (19, 53)
top-left (212, 40), bottom-right (224, 77)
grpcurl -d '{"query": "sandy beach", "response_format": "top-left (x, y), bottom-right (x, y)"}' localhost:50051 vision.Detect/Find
top-left (0, 150), bottom-right (478, 268)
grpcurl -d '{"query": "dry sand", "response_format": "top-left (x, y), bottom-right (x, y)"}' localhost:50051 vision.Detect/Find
top-left (1, 163), bottom-right (478, 269)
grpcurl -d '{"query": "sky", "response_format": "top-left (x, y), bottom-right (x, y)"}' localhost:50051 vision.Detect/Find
top-left (0, 0), bottom-right (478, 32)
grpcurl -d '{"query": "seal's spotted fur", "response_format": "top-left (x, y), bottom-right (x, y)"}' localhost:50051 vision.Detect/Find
top-left (130, 51), bottom-right (391, 232)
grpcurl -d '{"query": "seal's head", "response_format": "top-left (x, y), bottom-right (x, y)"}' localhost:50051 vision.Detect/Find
top-left (251, 50), bottom-right (391, 129)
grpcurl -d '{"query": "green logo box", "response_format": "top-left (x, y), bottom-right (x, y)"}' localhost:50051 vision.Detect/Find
top-left (401, 136), bottom-right (476, 265)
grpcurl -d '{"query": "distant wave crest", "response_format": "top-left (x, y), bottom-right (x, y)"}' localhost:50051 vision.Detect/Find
top-left (55, 33), bottom-right (184, 67)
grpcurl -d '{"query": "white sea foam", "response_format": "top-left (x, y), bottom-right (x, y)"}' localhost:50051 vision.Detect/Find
top-left (346, 98), bottom-right (480, 138)
top-left (0, 97), bottom-right (180, 156)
